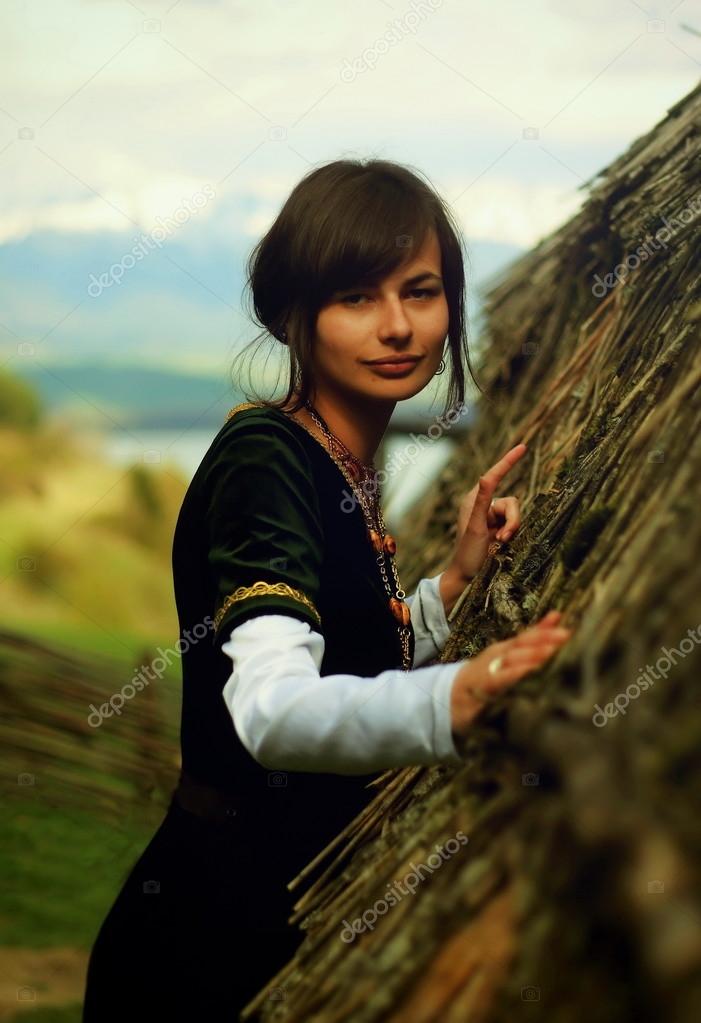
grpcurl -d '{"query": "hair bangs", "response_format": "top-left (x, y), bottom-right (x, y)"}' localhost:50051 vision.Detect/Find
top-left (309, 183), bottom-right (436, 306)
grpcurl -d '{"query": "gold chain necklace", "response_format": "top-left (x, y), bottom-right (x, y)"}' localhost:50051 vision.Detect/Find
top-left (301, 400), bottom-right (412, 672)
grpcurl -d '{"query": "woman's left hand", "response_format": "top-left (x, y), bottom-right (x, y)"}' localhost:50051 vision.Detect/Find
top-left (446, 443), bottom-right (527, 584)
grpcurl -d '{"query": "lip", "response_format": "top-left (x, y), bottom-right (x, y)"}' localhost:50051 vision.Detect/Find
top-left (364, 357), bottom-right (424, 377)
top-left (363, 355), bottom-right (424, 365)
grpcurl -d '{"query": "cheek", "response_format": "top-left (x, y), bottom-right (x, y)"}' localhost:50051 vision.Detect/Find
top-left (315, 311), bottom-right (362, 363)
top-left (317, 308), bottom-right (350, 343)
top-left (317, 306), bottom-right (360, 347)
top-left (435, 297), bottom-right (450, 335)
top-left (424, 307), bottom-right (449, 350)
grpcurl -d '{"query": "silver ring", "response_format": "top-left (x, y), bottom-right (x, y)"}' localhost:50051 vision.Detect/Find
top-left (488, 656), bottom-right (503, 676)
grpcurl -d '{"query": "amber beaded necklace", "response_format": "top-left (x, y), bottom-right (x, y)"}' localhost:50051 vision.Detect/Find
top-left (300, 400), bottom-right (412, 672)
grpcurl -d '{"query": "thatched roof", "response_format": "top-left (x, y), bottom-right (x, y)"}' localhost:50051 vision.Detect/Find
top-left (244, 80), bottom-right (701, 1023)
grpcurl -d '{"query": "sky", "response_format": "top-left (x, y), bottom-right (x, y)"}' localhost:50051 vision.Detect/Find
top-left (0, 0), bottom-right (699, 378)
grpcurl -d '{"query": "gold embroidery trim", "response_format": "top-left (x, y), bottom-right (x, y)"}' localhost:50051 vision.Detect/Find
top-left (220, 407), bottom-right (321, 630)
top-left (226, 401), bottom-right (264, 421)
top-left (214, 580), bottom-right (322, 631)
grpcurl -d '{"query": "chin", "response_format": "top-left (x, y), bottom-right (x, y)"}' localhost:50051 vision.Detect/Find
top-left (364, 379), bottom-right (428, 402)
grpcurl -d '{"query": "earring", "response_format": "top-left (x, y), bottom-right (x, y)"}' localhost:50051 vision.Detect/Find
top-left (435, 357), bottom-right (446, 375)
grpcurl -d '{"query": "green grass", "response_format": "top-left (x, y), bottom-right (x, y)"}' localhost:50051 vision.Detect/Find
top-left (0, 793), bottom-right (159, 949)
top-left (0, 616), bottom-right (185, 729)
top-left (8, 1004), bottom-right (83, 1022)
top-left (1, 614), bottom-right (180, 670)
top-left (0, 409), bottom-right (184, 1020)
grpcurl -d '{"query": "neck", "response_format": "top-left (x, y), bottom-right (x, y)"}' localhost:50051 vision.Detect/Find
top-left (290, 390), bottom-right (394, 465)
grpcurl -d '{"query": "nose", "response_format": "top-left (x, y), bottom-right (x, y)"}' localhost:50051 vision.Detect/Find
top-left (377, 296), bottom-right (412, 341)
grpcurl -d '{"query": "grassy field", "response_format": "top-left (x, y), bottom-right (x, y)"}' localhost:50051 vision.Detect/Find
top-left (0, 410), bottom-right (188, 1020)
top-left (0, 627), bottom-right (182, 1020)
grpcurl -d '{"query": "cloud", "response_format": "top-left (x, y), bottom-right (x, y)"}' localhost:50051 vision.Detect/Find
top-left (451, 176), bottom-right (586, 249)
top-left (2, 0), bottom-right (696, 251)
top-left (1, 0), bottom-right (698, 368)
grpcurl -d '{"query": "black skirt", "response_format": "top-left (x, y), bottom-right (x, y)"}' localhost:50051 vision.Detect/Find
top-left (82, 782), bottom-right (306, 1020)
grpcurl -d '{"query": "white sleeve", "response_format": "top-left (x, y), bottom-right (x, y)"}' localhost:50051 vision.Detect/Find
top-left (221, 613), bottom-right (464, 775)
top-left (405, 573), bottom-right (452, 668)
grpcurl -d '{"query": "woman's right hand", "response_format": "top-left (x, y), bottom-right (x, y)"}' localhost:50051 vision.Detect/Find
top-left (450, 610), bottom-right (573, 737)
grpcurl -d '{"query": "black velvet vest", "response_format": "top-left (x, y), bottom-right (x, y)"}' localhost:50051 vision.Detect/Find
top-left (170, 403), bottom-right (415, 875)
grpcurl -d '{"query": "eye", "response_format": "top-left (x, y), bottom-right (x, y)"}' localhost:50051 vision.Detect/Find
top-left (411, 287), bottom-right (441, 299)
top-left (338, 286), bottom-right (441, 305)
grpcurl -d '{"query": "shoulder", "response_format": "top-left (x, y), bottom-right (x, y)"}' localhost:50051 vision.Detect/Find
top-left (203, 402), bottom-right (316, 490)
top-left (224, 402), bottom-right (296, 435)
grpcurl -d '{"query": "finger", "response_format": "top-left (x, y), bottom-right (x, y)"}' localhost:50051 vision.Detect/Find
top-left (500, 645), bottom-right (563, 667)
top-left (487, 497), bottom-right (507, 529)
top-left (479, 643), bottom-right (562, 685)
top-left (487, 643), bottom-right (564, 687)
top-left (486, 658), bottom-right (549, 691)
top-left (471, 449), bottom-right (527, 520)
top-left (478, 443), bottom-right (528, 493)
top-left (528, 614), bottom-right (570, 633)
top-left (493, 497), bottom-right (520, 540)
top-left (486, 501), bottom-right (503, 529)
top-left (512, 623), bottom-right (571, 643)
top-left (505, 635), bottom-right (570, 659)
top-left (530, 613), bottom-right (573, 638)
top-left (484, 623), bottom-right (570, 662)
top-left (536, 610), bottom-right (562, 626)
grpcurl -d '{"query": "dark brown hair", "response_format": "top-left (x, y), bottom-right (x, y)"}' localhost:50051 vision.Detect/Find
top-left (232, 157), bottom-right (482, 417)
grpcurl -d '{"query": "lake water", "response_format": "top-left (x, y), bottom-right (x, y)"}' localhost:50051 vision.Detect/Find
top-left (98, 428), bottom-right (457, 531)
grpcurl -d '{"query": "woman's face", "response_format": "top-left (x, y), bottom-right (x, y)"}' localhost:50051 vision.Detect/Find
top-left (311, 229), bottom-right (449, 406)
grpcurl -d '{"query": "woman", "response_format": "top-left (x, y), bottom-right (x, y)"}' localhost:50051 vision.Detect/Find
top-left (82, 158), bottom-right (572, 1020)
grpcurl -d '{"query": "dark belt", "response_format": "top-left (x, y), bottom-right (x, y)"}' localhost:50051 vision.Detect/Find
top-left (172, 769), bottom-right (247, 823)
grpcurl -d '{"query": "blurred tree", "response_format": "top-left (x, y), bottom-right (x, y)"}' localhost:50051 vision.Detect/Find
top-left (0, 368), bottom-right (43, 430)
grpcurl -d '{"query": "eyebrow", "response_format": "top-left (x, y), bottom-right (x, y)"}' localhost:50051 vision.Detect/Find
top-left (403, 272), bottom-right (443, 285)
top-left (338, 271), bottom-right (442, 292)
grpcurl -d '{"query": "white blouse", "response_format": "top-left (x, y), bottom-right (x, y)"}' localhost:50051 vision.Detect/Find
top-left (221, 573), bottom-right (465, 775)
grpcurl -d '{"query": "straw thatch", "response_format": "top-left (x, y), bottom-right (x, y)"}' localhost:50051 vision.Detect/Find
top-left (244, 81), bottom-right (701, 1023)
